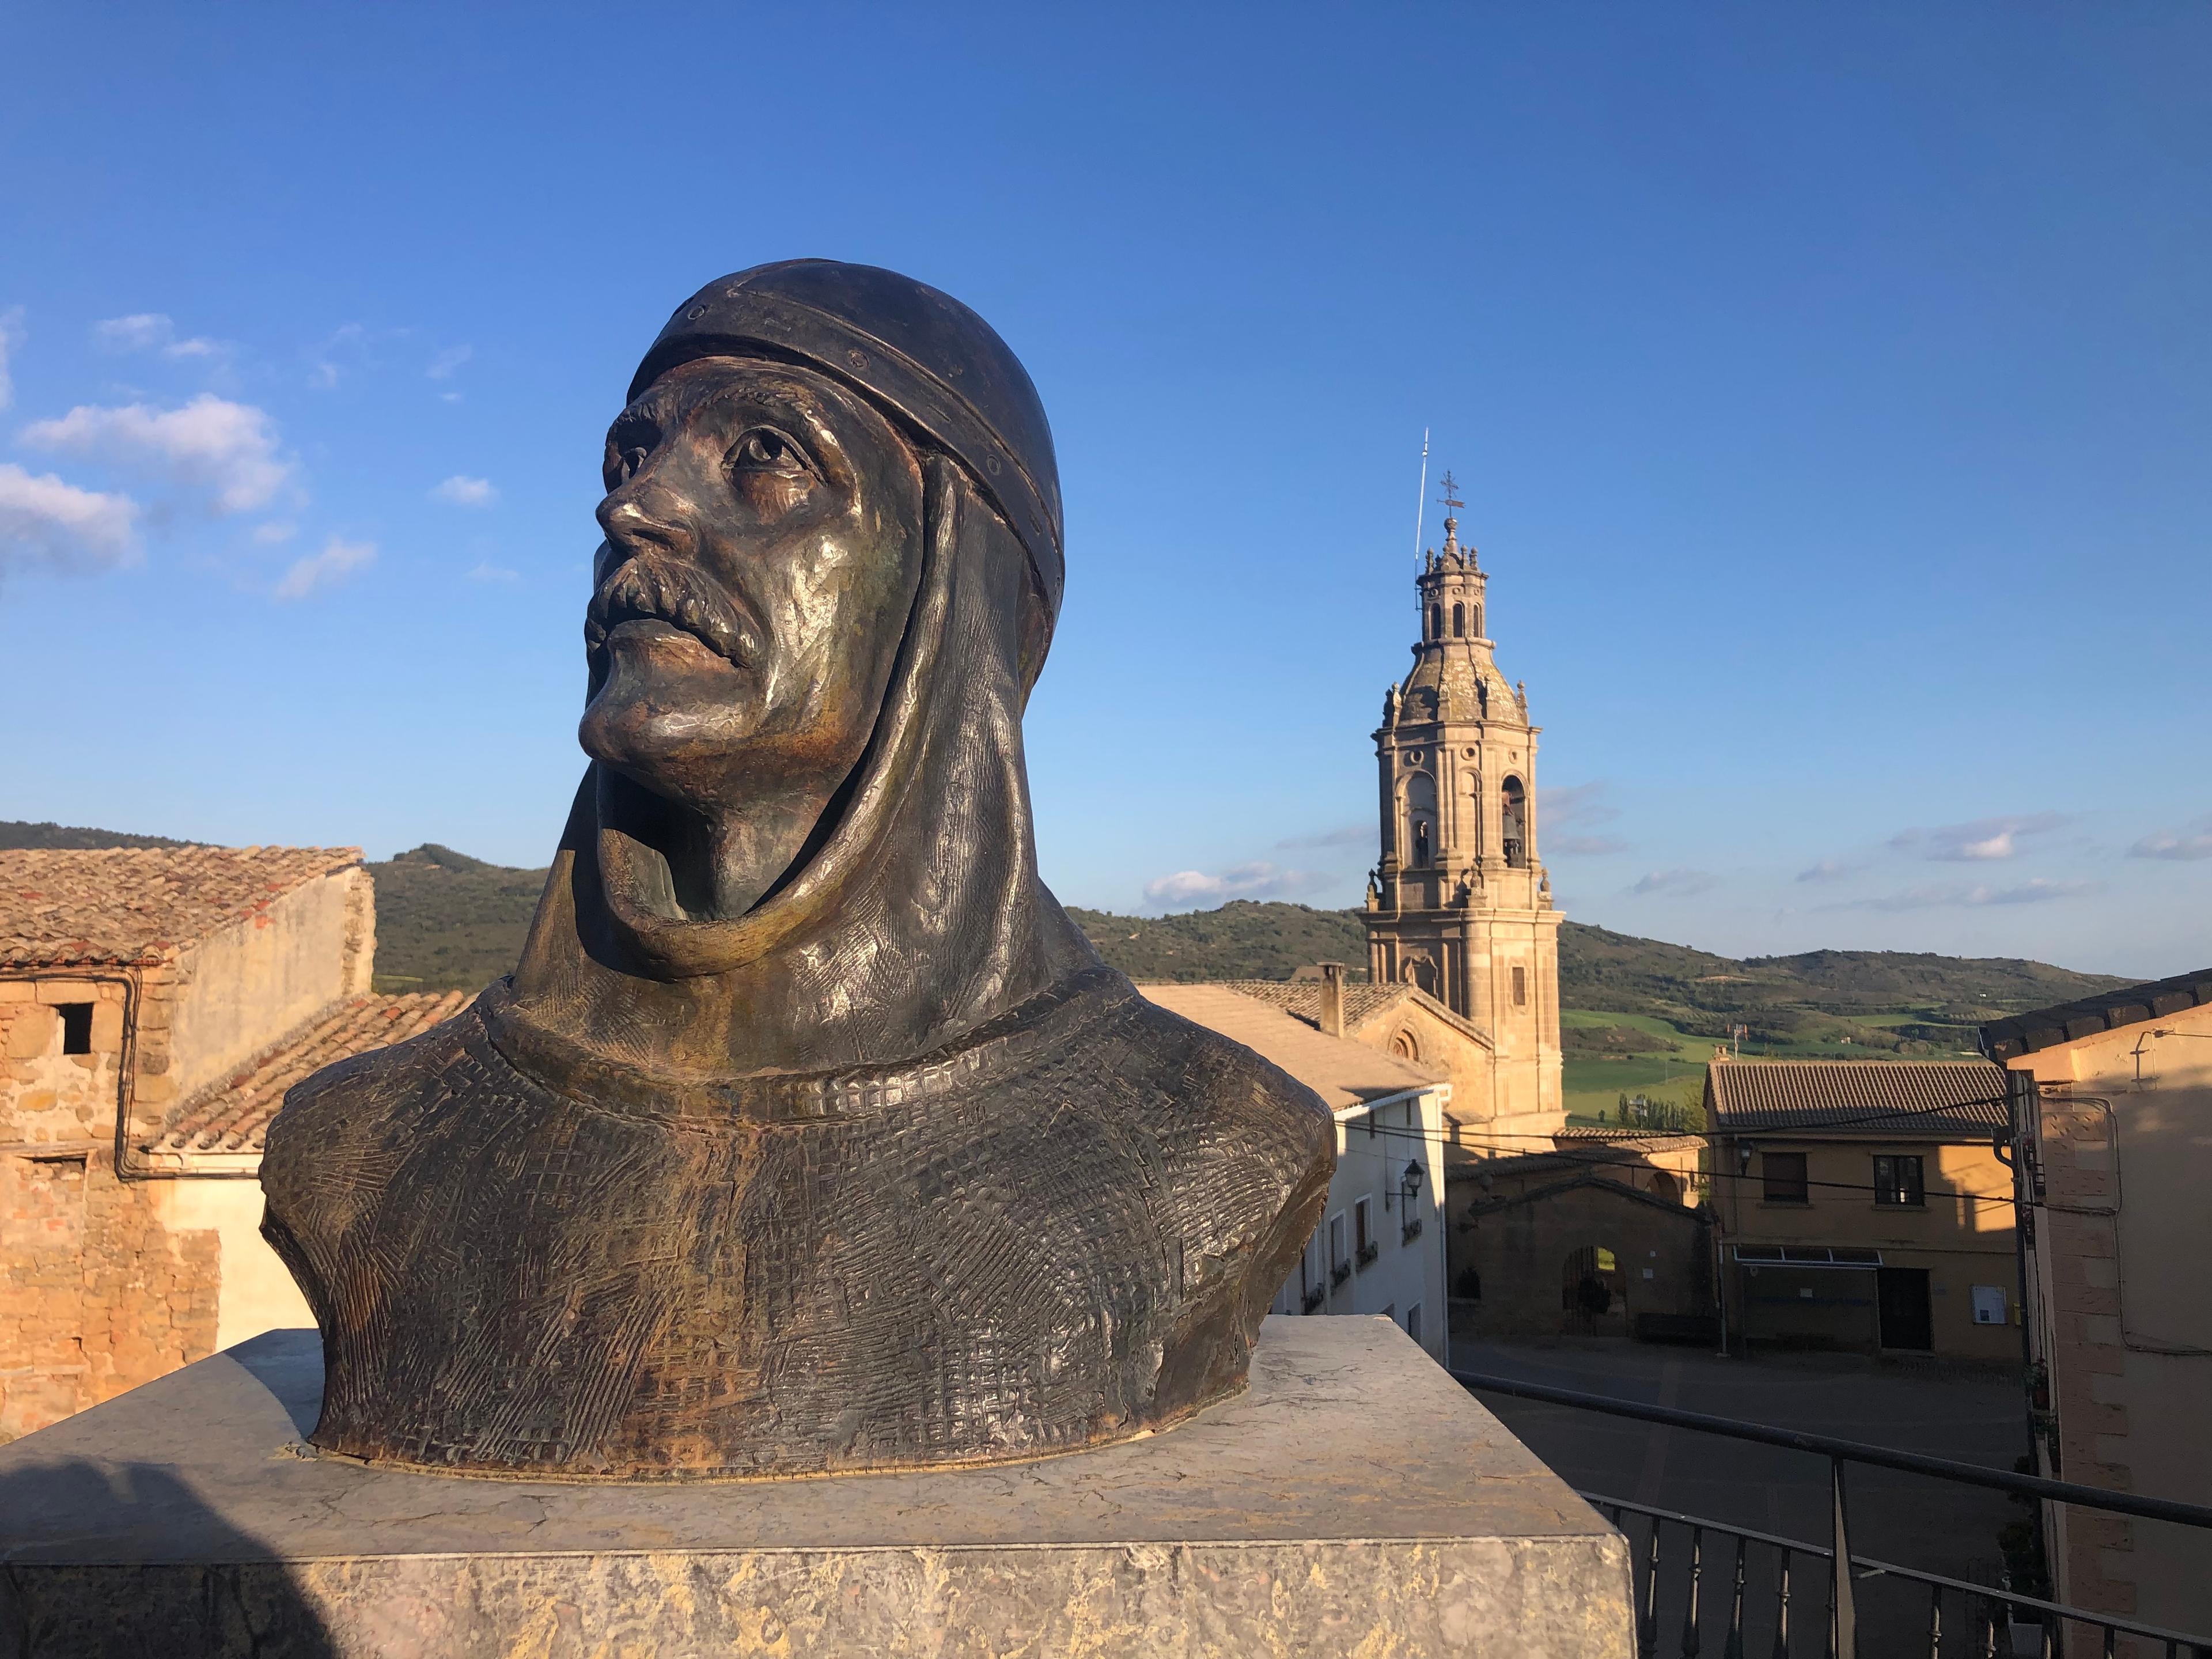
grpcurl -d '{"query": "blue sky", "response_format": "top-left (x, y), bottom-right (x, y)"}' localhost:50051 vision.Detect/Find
top-left (3, 5), bottom-right (2207, 976)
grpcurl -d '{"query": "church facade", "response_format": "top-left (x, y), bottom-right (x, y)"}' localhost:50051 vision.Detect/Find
top-left (1363, 500), bottom-right (1564, 1147)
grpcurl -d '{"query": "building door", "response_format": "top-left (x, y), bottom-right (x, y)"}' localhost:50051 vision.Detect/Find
top-left (1877, 1267), bottom-right (1933, 1351)
top-left (1562, 1245), bottom-right (1624, 1335)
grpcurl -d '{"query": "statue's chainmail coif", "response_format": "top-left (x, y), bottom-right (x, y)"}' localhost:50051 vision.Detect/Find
top-left (260, 261), bottom-right (1335, 1479)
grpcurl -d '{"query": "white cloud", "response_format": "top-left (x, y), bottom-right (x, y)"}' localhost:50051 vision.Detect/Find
top-left (0, 462), bottom-right (139, 576)
top-left (2130, 819), bottom-right (2212, 862)
top-left (21, 394), bottom-right (291, 513)
top-left (1795, 857), bottom-right (1864, 884)
top-left (1826, 878), bottom-right (2098, 912)
top-left (1141, 861), bottom-right (1324, 909)
top-left (426, 345), bottom-right (472, 381)
top-left (94, 313), bottom-right (172, 353)
top-left (93, 313), bottom-right (226, 361)
top-left (274, 535), bottom-right (374, 600)
top-left (1542, 781), bottom-right (1620, 828)
top-left (308, 323), bottom-right (369, 389)
top-left (0, 306), bottom-right (24, 410)
top-left (1891, 813), bottom-right (2066, 863)
top-left (1555, 835), bottom-right (1628, 857)
top-left (251, 520), bottom-right (298, 546)
top-left (431, 474), bottom-right (498, 507)
top-left (1627, 868), bottom-right (1718, 898)
top-left (466, 560), bottom-right (520, 584)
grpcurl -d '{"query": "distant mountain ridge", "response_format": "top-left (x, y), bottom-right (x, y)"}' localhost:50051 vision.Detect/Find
top-left (0, 827), bottom-right (2133, 1043)
top-left (0, 819), bottom-right (200, 851)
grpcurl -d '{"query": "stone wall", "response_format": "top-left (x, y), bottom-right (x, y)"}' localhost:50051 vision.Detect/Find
top-left (0, 868), bottom-right (373, 1442)
top-left (166, 869), bottom-right (373, 1104)
top-left (1, 976), bottom-right (226, 1441)
top-left (1446, 1175), bottom-right (1711, 1340)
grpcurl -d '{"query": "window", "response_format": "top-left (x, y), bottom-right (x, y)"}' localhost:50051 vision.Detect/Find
top-left (1406, 1303), bottom-right (1422, 1346)
top-left (1354, 1197), bottom-right (1377, 1269)
top-left (1512, 966), bottom-right (1527, 1007)
top-left (1873, 1154), bottom-right (1925, 1207)
top-left (1451, 603), bottom-right (1464, 637)
top-left (1328, 1213), bottom-right (1350, 1286)
top-left (1429, 603), bottom-right (1443, 639)
top-left (57, 1002), bottom-right (93, 1055)
top-left (1391, 1029), bottom-right (1420, 1061)
top-left (1762, 1151), bottom-right (1809, 1205)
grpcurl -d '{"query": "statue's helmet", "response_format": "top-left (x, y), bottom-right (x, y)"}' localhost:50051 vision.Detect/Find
top-left (628, 259), bottom-right (1064, 638)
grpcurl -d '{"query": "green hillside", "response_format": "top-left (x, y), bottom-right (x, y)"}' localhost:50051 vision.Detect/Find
top-left (0, 819), bottom-right (200, 851)
top-left (365, 844), bottom-right (547, 992)
top-left (5, 827), bottom-right (2135, 1060)
top-left (1062, 901), bottom-right (1368, 983)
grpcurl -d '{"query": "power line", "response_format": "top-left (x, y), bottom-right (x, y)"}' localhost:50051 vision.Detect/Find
top-left (1336, 1116), bottom-right (2020, 1208)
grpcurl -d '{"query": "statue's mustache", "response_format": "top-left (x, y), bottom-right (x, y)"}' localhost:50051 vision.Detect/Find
top-left (585, 552), bottom-right (759, 665)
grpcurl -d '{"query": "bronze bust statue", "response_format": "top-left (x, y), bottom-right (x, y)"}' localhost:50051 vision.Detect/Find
top-left (260, 260), bottom-right (1335, 1480)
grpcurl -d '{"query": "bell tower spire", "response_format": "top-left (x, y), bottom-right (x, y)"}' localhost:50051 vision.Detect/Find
top-left (1364, 474), bottom-right (1563, 1139)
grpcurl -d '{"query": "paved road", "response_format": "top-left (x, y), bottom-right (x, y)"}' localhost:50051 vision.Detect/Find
top-left (1450, 1336), bottom-right (2031, 1657)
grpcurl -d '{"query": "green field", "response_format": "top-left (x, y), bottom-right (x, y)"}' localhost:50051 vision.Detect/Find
top-left (1558, 1005), bottom-right (1992, 1126)
top-left (1560, 1010), bottom-right (1716, 1124)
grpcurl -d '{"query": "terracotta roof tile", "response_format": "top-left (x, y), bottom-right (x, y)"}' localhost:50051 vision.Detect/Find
top-left (148, 991), bottom-right (471, 1156)
top-left (0, 846), bottom-right (362, 968)
top-left (1209, 979), bottom-right (1416, 1031)
top-left (1979, 967), bottom-right (2212, 1060)
top-left (1705, 1058), bottom-right (2007, 1138)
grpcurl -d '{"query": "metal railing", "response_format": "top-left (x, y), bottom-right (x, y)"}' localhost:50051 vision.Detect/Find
top-left (1452, 1368), bottom-right (2212, 1658)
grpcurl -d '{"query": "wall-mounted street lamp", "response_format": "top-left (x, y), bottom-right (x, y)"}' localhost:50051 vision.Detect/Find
top-left (1397, 1159), bottom-right (1425, 1244)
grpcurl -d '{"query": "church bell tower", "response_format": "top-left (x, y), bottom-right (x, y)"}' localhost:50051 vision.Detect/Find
top-left (1363, 475), bottom-right (1563, 1132)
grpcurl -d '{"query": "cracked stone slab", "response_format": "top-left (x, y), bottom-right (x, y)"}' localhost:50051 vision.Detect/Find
top-left (0, 1316), bottom-right (1633, 1657)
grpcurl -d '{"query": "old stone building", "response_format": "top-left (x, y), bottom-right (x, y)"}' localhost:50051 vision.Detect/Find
top-left (1445, 1133), bottom-right (1714, 1343)
top-left (0, 846), bottom-right (465, 1441)
top-left (1362, 496), bottom-right (1564, 1142)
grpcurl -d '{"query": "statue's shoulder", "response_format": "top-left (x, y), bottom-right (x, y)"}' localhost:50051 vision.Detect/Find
top-left (262, 991), bottom-right (487, 1175)
top-left (1066, 975), bottom-right (1336, 1190)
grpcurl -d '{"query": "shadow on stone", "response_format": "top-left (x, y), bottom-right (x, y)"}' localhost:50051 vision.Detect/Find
top-left (222, 1325), bottom-right (325, 1441)
top-left (0, 1459), bottom-right (337, 1659)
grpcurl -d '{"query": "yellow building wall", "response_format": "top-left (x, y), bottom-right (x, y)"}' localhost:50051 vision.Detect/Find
top-left (2008, 999), bottom-right (2212, 1650)
top-left (1719, 1137), bottom-right (2017, 1360)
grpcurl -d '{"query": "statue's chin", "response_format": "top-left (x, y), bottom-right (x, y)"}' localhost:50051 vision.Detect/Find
top-left (580, 633), bottom-right (760, 808)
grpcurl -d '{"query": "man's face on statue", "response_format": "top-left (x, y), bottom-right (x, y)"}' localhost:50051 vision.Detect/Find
top-left (580, 357), bottom-right (925, 816)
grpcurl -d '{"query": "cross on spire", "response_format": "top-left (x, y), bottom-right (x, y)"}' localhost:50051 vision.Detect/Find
top-left (1437, 470), bottom-right (1465, 515)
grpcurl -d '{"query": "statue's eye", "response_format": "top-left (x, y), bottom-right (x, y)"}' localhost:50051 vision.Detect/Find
top-left (603, 435), bottom-right (653, 493)
top-left (728, 429), bottom-right (810, 475)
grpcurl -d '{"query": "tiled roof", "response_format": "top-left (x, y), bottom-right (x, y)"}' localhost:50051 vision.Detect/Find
top-left (1210, 979), bottom-right (1418, 1032)
top-left (147, 991), bottom-right (471, 1156)
top-left (1979, 967), bottom-right (2212, 1060)
top-left (1705, 1059), bottom-right (2007, 1139)
top-left (1552, 1128), bottom-right (1705, 1150)
top-left (0, 846), bottom-right (362, 968)
top-left (1140, 984), bottom-right (1446, 1112)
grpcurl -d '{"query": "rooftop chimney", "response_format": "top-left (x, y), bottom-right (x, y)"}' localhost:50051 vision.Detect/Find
top-left (1318, 962), bottom-right (1346, 1038)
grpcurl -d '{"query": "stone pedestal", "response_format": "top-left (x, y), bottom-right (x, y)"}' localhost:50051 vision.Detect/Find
top-left (0, 1316), bottom-right (1632, 1657)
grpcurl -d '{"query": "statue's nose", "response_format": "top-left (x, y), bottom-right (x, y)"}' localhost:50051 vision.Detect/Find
top-left (596, 480), bottom-right (697, 563)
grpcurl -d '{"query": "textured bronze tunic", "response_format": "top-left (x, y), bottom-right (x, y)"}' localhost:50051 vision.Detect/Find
top-left (261, 967), bottom-right (1332, 1479)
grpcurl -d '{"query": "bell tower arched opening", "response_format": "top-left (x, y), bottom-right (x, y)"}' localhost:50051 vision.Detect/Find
top-left (1406, 772), bottom-right (1438, 868)
top-left (1501, 777), bottom-right (1527, 869)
